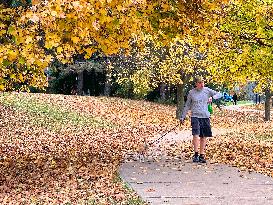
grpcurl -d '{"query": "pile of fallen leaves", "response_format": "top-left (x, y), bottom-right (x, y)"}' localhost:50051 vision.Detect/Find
top-left (240, 103), bottom-right (273, 111)
top-left (209, 109), bottom-right (273, 177)
top-left (0, 105), bottom-right (135, 204)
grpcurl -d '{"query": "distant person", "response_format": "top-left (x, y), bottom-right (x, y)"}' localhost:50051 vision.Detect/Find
top-left (180, 76), bottom-right (222, 163)
top-left (232, 93), bottom-right (238, 105)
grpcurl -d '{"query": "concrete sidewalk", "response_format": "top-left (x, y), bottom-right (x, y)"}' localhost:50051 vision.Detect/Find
top-left (120, 128), bottom-right (273, 205)
top-left (120, 157), bottom-right (273, 205)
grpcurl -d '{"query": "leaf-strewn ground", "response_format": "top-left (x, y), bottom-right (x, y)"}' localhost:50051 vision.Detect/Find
top-left (0, 92), bottom-right (272, 204)
top-left (0, 92), bottom-right (179, 204)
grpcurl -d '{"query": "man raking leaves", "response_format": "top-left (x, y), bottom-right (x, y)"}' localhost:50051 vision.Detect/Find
top-left (180, 76), bottom-right (222, 163)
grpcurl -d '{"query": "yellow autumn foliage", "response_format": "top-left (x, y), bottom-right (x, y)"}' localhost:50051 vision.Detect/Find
top-left (0, 0), bottom-right (232, 91)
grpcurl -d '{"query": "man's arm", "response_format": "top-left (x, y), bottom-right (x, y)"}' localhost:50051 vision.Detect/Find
top-left (208, 88), bottom-right (222, 100)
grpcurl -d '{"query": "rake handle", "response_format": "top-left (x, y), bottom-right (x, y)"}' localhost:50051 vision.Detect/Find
top-left (148, 123), bottom-right (180, 146)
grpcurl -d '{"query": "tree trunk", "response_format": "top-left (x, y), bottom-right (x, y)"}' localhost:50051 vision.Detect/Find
top-left (176, 74), bottom-right (190, 119)
top-left (176, 74), bottom-right (191, 119)
top-left (104, 62), bottom-right (112, 96)
top-left (104, 73), bottom-right (111, 96)
top-left (176, 84), bottom-right (186, 119)
top-left (160, 83), bottom-right (167, 101)
top-left (77, 71), bottom-right (84, 95)
top-left (264, 89), bottom-right (271, 121)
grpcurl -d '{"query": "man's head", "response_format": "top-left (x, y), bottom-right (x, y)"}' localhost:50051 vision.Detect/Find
top-left (195, 76), bottom-right (204, 90)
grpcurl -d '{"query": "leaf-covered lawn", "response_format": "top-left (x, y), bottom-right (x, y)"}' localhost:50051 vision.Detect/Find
top-left (0, 92), bottom-right (179, 204)
top-left (0, 92), bottom-right (272, 204)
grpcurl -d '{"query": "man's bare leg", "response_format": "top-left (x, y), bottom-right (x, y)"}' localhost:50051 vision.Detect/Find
top-left (193, 135), bottom-right (200, 153)
top-left (200, 137), bottom-right (207, 155)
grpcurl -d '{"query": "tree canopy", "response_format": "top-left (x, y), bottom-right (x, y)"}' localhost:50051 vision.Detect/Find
top-left (207, 0), bottom-right (273, 91)
top-left (1, 0), bottom-right (229, 91)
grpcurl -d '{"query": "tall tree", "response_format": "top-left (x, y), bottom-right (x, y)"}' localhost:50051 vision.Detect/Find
top-left (207, 0), bottom-right (273, 120)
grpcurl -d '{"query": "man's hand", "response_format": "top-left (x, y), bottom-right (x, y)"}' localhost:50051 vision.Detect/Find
top-left (208, 97), bottom-right (212, 103)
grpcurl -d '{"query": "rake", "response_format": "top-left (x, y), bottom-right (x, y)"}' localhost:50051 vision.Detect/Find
top-left (146, 123), bottom-right (181, 147)
top-left (138, 123), bottom-right (181, 161)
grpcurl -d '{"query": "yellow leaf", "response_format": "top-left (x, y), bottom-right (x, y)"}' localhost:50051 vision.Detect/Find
top-left (7, 50), bottom-right (17, 61)
top-left (57, 47), bottom-right (63, 54)
top-left (84, 48), bottom-right (95, 59)
top-left (36, 60), bottom-right (44, 67)
top-left (19, 74), bottom-right (24, 82)
top-left (25, 36), bottom-right (33, 44)
top-left (162, 4), bottom-right (170, 10)
top-left (116, 5), bottom-right (123, 11)
top-left (71, 36), bottom-right (80, 43)
top-left (0, 30), bottom-right (5, 36)
top-left (45, 41), bottom-right (53, 49)
top-left (10, 74), bottom-right (16, 79)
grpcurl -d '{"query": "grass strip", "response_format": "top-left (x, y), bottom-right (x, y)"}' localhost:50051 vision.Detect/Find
top-left (0, 92), bottom-right (116, 131)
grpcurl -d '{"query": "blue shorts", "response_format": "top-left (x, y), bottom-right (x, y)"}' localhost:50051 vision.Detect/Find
top-left (191, 117), bottom-right (212, 137)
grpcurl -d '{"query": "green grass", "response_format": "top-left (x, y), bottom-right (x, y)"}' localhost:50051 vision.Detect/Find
top-left (225, 100), bottom-right (254, 106)
top-left (254, 134), bottom-right (273, 142)
top-left (113, 174), bottom-right (147, 205)
top-left (0, 92), bottom-right (116, 131)
top-left (126, 198), bottom-right (147, 205)
top-left (237, 100), bottom-right (254, 105)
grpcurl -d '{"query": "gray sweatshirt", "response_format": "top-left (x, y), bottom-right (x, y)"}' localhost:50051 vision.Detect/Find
top-left (180, 87), bottom-right (222, 120)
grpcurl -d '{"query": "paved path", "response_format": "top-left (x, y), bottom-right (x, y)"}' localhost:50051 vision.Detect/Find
top-left (120, 157), bottom-right (273, 205)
